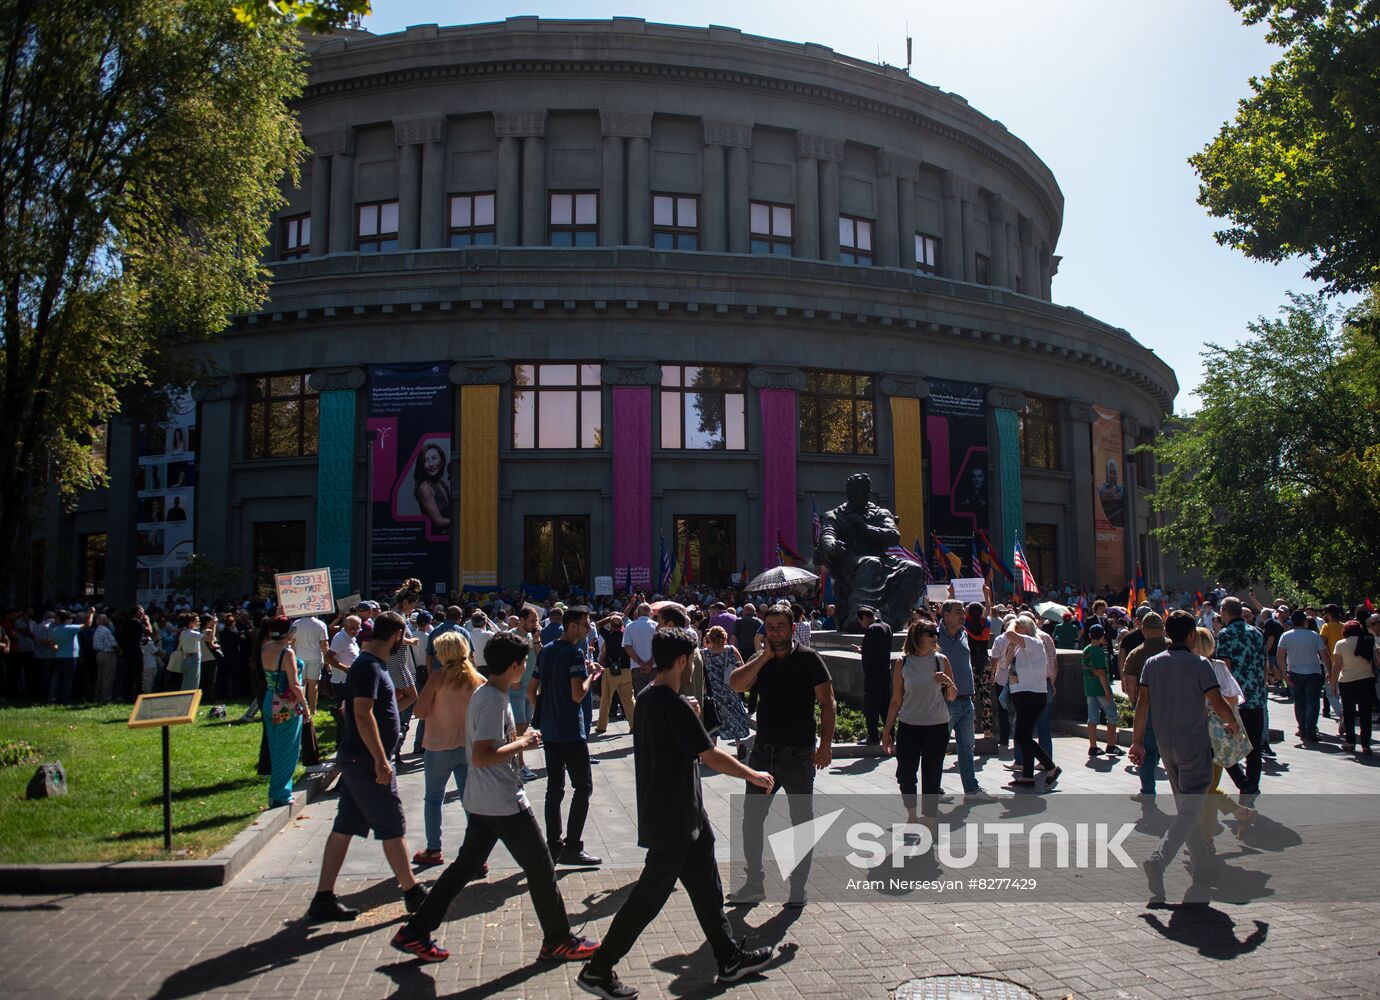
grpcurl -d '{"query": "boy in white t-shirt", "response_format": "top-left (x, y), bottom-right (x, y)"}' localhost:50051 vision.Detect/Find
top-left (292, 615), bottom-right (330, 715)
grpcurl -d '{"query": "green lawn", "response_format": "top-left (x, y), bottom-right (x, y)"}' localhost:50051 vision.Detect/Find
top-left (0, 702), bottom-right (335, 864)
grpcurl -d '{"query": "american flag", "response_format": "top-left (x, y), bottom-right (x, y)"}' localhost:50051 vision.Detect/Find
top-left (914, 538), bottom-right (933, 585)
top-left (887, 544), bottom-right (922, 565)
top-left (1011, 539), bottom-right (1039, 595)
top-left (970, 536), bottom-right (983, 578)
top-left (810, 496), bottom-right (822, 544)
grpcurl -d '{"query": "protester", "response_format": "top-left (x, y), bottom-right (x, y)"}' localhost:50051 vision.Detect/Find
top-left (387, 579), bottom-right (425, 763)
top-left (998, 616), bottom-right (1060, 788)
top-left (308, 611), bottom-right (427, 922)
top-left (391, 630), bottom-right (600, 965)
top-left (937, 600), bottom-right (992, 797)
top-left (882, 619), bottom-right (958, 827)
top-left (1081, 623), bottom-right (1121, 757)
top-left (533, 605), bottom-right (603, 866)
top-left (1278, 609), bottom-right (1327, 742)
top-left (292, 612), bottom-right (330, 716)
top-left (701, 625), bottom-right (750, 753)
top-left (595, 612), bottom-right (635, 734)
top-left (258, 616), bottom-right (305, 808)
top-left (729, 604), bottom-right (835, 907)
top-left (1332, 619), bottom-right (1376, 754)
top-left (574, 627), bottom-right (775, 1000)
top-left (622, 602), bottom-right (656, 690)
top-left (412, 629), bottom-right (485, 866)
top-left (512, 604), bottom-right (542, 781)
top-left (1190, 626), bottom-right (1255, 843)
top-left (1212, 597), bottom-right (1266, 797)
top-left (1122, 613), bottom-right (1168, 798)
top-left (851, 606), bottom-right (892, 746)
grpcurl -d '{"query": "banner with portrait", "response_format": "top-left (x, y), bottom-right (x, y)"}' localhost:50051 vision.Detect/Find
top-left (136, 392), bottom-right (197, 606)
top-left (1091, 405), bottom-right (1126, 588)
top-left (366, 363), bottom-right (452, 596)
top-left (924, 378), bottom-right (990, 572)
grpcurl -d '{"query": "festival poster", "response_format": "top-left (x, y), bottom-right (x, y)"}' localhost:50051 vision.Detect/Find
top-left (136, 392), bottom-right (197, 606)
top-left (367, 363), bottom-right (452, 596)
top-left (924, 378), bottom-right (990, 570)
top-left (1091, 405), bottom-right (1126, 588)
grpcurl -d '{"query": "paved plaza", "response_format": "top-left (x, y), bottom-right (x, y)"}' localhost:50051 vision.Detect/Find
top-left (2, 699), bottom-right (1378, 999)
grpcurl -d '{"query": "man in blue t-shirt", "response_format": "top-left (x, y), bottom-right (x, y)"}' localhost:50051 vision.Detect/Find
top-left (308, 611), bottom-right (427, 923)
top-left (530, 605), bottom-right (603, 866)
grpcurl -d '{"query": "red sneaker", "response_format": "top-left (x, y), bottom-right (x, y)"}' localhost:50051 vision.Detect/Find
top-left (539, 934), bottom-right (601, 962)
top-left (391, 927), bottom-right (449, 963)
top-left (411, 848), bottom-right (444, 866)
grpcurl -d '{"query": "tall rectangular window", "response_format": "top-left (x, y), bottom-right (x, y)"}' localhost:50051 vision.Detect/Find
top-left (674, 516), bottom-right (737, 588)
top-left (915, 233), bottom-right (940, 275)
top-left (512, 364), bottom-right (602, 449)
top-left (975, 253), bottom-right (990, 284)
top-left (839, 215), bottom-right (874, 266)
top-left (549, 192), bottom-right (598, 246)
top-left (524, 516), bottom-right (589, 588)
top-left (652, 194), bottom-right (699, 250)
top-left (799, 371), bottom-right (875, 455)
top-left (279, 214), bottom-right (310, 259)
top-left (1018, 395), bottom-right (1060, 470)
top-left (660, 365), bottom-right (746, 450)
top-left (1024, 523), bottom-right (1058, 589)
top-left (253, 521), bottom-right (306, 598)
top-left (750, 201), bottom-right (793, 256)
top-left (246, 373), bottom-right (319, 458)
top-left (357, 201), bottom-right (399, 253)
top-left (80, 533), bottom-right (107, 600)
top-left (448, 193), bottom-right (496, 247)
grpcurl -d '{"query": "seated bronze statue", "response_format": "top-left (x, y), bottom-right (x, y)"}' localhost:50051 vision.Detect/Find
top-left (812, 472), bottom-right (926, 632)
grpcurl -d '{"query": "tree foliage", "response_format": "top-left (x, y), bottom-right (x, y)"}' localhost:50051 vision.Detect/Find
top-left (1148, 292), bottom-right (1380, 599)
top-left (1190, 0), bottom-right (1380, 293)
top-left (0, 0), bottom-right (306, 580)
top-left (232, 0), bottom-right (371, 33)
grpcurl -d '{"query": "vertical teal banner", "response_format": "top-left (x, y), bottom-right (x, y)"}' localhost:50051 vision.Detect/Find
top-left (316, 388), bottom-right (356, 594)
top-left (994, 407), bottom-right (1023, 598)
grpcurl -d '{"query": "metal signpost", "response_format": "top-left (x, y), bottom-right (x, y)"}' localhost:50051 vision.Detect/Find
top-left (127, 690), bottom-right (203, 851)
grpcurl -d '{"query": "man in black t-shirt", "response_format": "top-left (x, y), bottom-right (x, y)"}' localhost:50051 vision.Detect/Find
top-left (850, 606), bottom-right (892, 744)
top-left (309, 612), bottom-right (427, 922)
top-left (727, 605), bottom-right (835, 908)
top-left (733, 604), bottom-right (762, 658)
top-left (576, 627), bottom-right (775, 999)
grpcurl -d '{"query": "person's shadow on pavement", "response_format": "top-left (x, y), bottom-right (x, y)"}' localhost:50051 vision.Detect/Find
top-left (1139, 903), bottom-right (1268, 959)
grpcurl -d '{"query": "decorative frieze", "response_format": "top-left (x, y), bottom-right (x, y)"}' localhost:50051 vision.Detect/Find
top-left (599, 110), bottom-right (653, 138)
top-left (393, 114), bottom-right (447, 146)
top-left (449, 362), bottom-right (511, 385)
top-left (876, 148), bottom-right (920, 180)
top-left (878, 375), bottom-right (930, 400)
top-left (748, 366), bottom-right (807, 391)
top-left (305, 128), bottom-right (355, 158)
top-left (986, 385), bottom-right (1028, 411)
top-left (308, 367), bottom-right (366, 392)
top-left (795, 131), bottom-right (844, 162)
top-left (702, 118), bottom-right (753, 148)
top-left (492, 110), bottom-right (547, 138)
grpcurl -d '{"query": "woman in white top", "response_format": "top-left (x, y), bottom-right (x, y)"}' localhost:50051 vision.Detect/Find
top-left (882, 620), bottom-right (957, 831)
top-left (168, 612), bottom-right (202, 692)
top-left (1191, 627), bottom-right (1255, 840)
top-left (1332, 620), bottom-right (1376, 754)
top-left (997, 616), bottom-right (1060, 788)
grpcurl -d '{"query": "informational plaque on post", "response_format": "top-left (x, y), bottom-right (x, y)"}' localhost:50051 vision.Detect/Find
top-left (128, 690), bottom-right (202, 729)
top-left (276, 567), bottom-right (335, 618)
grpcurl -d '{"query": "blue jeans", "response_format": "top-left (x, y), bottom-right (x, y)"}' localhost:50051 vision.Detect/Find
top-left (422, 746), bottom-right (468, 853)
top-left (1012, 681), bottom-right (1054, 768)
top-left (947, 696), bottom-right (980, 793)
top-left (1290, 672), bottom-right (1324, 737)
top-left (1140, 717), bottom-right (1160, 795)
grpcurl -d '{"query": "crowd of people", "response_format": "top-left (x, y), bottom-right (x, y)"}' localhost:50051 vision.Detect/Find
top-left (3, 579), bottom-right (1378, 991)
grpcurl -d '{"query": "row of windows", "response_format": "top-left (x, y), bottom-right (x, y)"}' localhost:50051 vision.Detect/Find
top-left (244, 368), bottom-right (1068, 470)
top-left (279, 194), bottom-right (954, 275)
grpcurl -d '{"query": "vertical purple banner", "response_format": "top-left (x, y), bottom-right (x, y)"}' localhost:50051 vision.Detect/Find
top-left (759, 388), bottom-right (798, 571)
top-left (612, 386), bottom-right (652, 589)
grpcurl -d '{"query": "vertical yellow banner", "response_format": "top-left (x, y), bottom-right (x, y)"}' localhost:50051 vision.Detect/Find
top-left (890, 395), bottom-right (924, 547)
top-left (459, 384), bottom-right (499, 589)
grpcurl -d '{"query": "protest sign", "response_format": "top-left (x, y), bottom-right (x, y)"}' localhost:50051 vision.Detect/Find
top-left (276, 567), bottom-right (334, 618)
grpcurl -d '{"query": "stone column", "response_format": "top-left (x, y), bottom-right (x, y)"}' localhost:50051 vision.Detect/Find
top-left (898, 174), bottom-right (917, 270)
top-left (309, 152), bottom-right (331, 256)
top-left (874, 150), bottom-right (906, 268)
top-left (941, 172), bottom-right (964, 279)
top-left (496, 111), bottom-right (548, 246)
top-left (1007, 207), bottom-right (1022, 292)
top-left (309, 128), bottom-right (354, 254)
top-left (495, 135), bottom-right (520, 246)
top-left (707, 120), bottom-right (752, 253)
top-left (1064, 400), bottom-right (1097, 588)
top-left (599, 132), bottom-right (625, 246)
top-left (961, 195), bottom-right (976, 282)
top-left (794, 150), bottom-right (820, 260)
top-left (797, 133), bottom-right (843, 262)
top-left (626, 132), bottom-right (652, 247)
top-left (701, 142), bottom-right (725, 251)
top-left (819, 158), bottom-right (840, 261)
top-left (1020, 216), bottom-right (1039, 296)
top-left (988, 194), bottom-right (1010, 289)
top-left (308, 367), bottom-right (365, 595)
top-left (988, 386), bottom-right (1029, 600)
top-left (419, 120), bottom-right (448, 249)
top-left (749, 367), bottom-right (806, 572)
top-left (189, 377), bottom-right (238, 571)
top-left (394, 139), bottom-right (421, 251)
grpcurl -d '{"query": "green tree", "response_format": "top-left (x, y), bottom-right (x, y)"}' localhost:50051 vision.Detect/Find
top-left (1147, 292), bottom-right (1380, 598)
top-left (1190, 1), bottom-right (1380, 294)
top-left (0, 0), bottom-right (306, 584)
top-left (232, 0), bottom-right (371, 33)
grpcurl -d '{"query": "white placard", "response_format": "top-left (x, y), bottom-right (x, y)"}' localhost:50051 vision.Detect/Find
top-left (925, 584), bottom-right (953, 605)
top-left (950, 578), bottom-right (987, 603)
top-left (275, 567), bottom-right (334, 618)
top-left (593, 575), bottom-right (614, 596)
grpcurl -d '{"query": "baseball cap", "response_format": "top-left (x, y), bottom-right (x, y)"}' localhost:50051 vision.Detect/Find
top-left (1087, 623), bottom-right (1105, 638)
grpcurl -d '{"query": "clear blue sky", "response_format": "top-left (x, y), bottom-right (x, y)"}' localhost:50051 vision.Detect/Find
top-left (360, 0), bottom-right (1346, 411)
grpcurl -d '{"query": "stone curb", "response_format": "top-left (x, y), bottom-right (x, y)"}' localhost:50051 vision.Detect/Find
top-left (0, 765), bottom-right (337, 893)
top-left (1052, 721), bottom-right (1285, 745)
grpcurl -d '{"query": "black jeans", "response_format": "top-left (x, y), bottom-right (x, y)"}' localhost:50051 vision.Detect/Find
top-left (1340, 679), bottom-right (1375, 748)
top-left (405, 806), bottom-right (570, 944)
top-left (1225, 705), bottom-right (1265, 796)
top-left (895, 721), bottom-right (949, 816)
top-left (741, 742), bottom-right (816, 889)
top-left (1011, 690), bottom-right (1055, 777)
top-left (863, 667), bottom-right (891, 740)
top-left (992, 681), bottom-right (1011, 744)
top-left (543, 739), bottom-right (593, 853)
top-left (588, 816), bottom-right (736, 974)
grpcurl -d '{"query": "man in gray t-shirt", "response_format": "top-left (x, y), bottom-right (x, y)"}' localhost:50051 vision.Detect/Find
top-left (1130, 611), bottom-right (1239, 901)
top-left (463, 682), bottom-right (528, 815)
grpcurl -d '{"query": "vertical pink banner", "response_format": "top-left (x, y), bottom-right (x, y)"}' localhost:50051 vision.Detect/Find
top-left (612, 386), bottom-right (652, 586)
top-left (759, 388), bottom-right (798, 571)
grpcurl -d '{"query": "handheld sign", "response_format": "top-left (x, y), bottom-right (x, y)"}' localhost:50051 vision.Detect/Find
top-left (594, 575), bottom-right (614, 596)
top-left (926, 584), bottom-right (953, 605)
top-left (276, 567), bottom-right (334, 618)
top-left (128, 689), bottom-right (204, 850)
top-left (336, 593), bottom-right (361, 618)
top-left (950, 578), bottom-right (987, 604)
